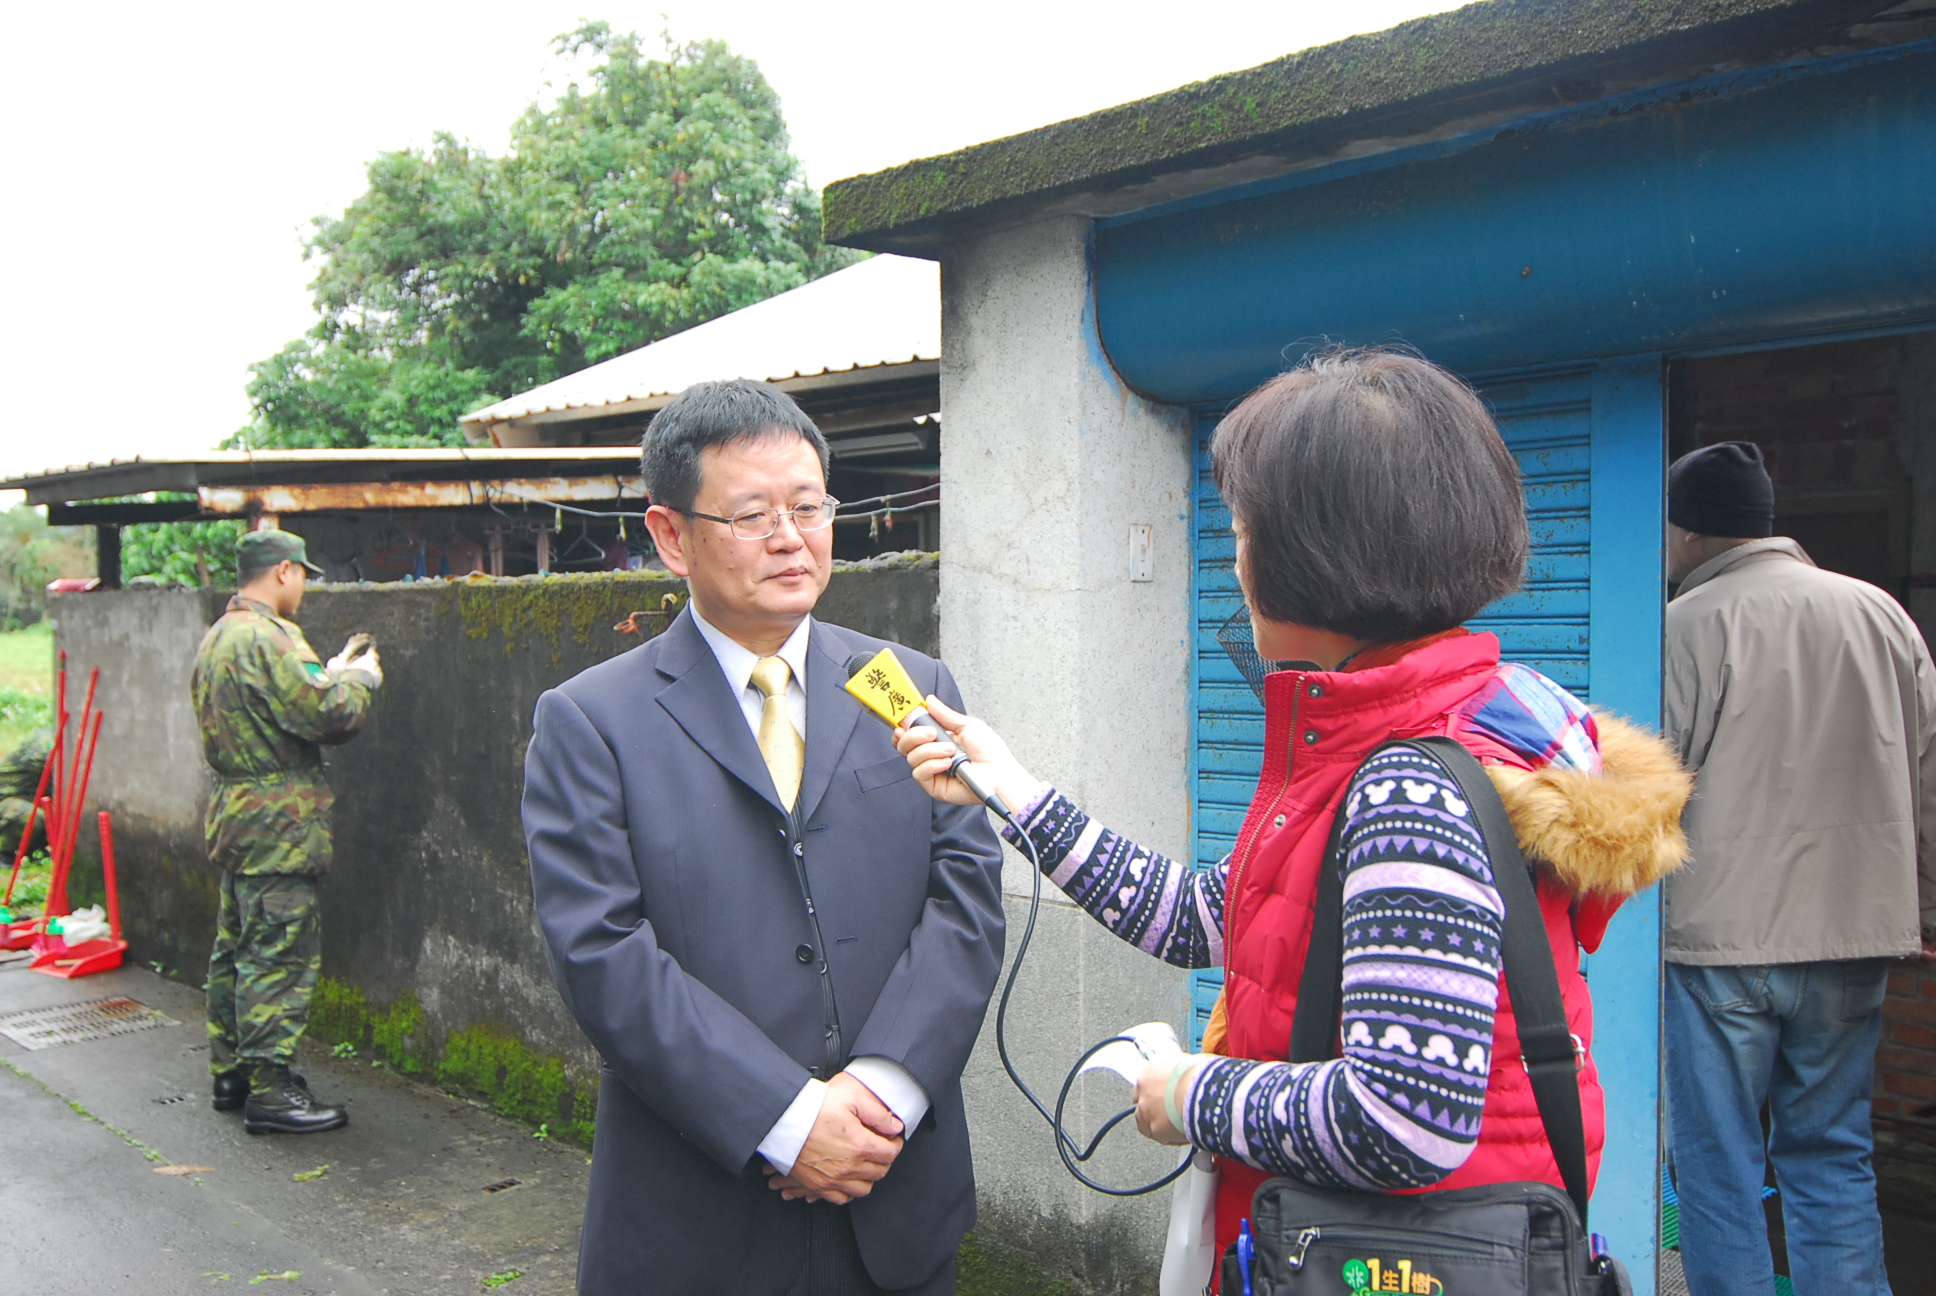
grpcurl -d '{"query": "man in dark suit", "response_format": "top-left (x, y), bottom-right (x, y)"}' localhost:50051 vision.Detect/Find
top-left (523, 379), bottom-right (1005, 1295)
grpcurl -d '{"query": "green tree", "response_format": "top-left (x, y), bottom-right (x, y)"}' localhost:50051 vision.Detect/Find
top-left (122, 519), bottom-right (242, 587)
top-left (237, 22), bottom-right (856, 449)
top-left (0, 506), bottom-right (93, 628)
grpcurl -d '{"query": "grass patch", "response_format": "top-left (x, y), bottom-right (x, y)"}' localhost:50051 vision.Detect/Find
top-left (0, 624), bottom-right (53, 752)
top-left (0, 623), bottom-right (54, 693)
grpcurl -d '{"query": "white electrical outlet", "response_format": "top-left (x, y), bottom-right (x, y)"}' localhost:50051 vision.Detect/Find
top-left (1128, 524), bottom-right (1154, 582)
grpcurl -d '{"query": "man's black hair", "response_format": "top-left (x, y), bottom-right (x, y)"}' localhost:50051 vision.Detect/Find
top-left (641, 379), bottom-right (830, 514)
top-left (236, 558), bottom-right (278, 587)
top-left (1211, 347), bottom-right (1527, 642)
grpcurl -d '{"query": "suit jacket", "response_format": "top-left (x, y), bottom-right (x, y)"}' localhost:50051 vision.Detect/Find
top-left (523, 610), bottom-right (1005, 1293)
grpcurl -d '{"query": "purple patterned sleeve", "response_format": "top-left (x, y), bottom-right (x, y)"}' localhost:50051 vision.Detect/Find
top-left (1182, 746), bottom-right (1505, 1190)
top-left (1001, 789), bottom-right (1224, 969)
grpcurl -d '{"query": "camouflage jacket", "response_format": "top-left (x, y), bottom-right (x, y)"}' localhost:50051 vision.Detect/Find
top-left (191, 596), bottom-right (374, 876)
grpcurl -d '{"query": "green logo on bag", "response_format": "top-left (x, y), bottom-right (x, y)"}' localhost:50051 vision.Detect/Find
top-left (1343, 1256), bottom-right (1443, 1293)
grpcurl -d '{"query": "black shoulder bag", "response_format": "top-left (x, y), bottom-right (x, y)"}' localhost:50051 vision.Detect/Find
top-left (1222, 737), bottom-right (1632, 1296)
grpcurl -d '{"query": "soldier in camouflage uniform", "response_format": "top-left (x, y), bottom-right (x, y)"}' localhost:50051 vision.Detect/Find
top-left (0, 727), bottom-right (53, 856)
top-left (192, 529), bottom-right (382, 1135)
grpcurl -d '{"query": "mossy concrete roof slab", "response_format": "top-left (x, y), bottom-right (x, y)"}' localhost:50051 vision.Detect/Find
top-left (825, 0), bottom-right (1924, 254)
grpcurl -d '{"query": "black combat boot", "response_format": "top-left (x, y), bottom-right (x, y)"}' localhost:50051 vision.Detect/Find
top-left (212, 1069), bottom-right (247, 1112)
top-left (215, 1067), bottom-right (306, 1112)
top-left (243, 1064), bottom-right (348, 1135)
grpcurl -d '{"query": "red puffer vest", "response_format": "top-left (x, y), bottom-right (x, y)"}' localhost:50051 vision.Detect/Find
top-left (1211, 632), bottom-right (1610, 1265)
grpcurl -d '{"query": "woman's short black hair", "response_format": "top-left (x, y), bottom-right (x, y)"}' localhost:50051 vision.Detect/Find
top-left (1211, 348), bottom-right (1527, 642)
top-left (641, 379), bottom-right (830, 513)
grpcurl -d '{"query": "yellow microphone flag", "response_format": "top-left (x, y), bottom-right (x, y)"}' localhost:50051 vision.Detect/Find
top-left (844, 648), bottom-right (924, 727)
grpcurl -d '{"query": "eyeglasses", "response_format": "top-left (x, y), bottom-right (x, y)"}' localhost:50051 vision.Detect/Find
top-left (685, 496), bottom-right (839, 540)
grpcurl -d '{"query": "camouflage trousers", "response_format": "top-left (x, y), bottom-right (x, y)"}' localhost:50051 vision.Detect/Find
top-left (206, 872), bottom-right (322, 1077)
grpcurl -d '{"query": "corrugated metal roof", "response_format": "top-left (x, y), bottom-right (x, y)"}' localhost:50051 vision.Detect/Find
top-left (461, 253), bottom-right (938, 433)
top-left (1, 447), bottom-right (643, 506)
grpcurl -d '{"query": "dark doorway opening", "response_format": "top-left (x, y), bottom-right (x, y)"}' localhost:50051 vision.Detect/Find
top-left (1666, 328), bottom-right (1936, 1289)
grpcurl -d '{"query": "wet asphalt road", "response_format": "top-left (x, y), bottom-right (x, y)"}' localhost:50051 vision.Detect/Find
top-left (0, 958), bottom-right (587, 1296)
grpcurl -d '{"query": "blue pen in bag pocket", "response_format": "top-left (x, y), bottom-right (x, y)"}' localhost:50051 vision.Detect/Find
top-left (1237, 1219), bottom-right (1254, 1296)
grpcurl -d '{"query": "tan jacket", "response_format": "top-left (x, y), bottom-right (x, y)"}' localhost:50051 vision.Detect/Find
top-left (1664, 538), bottom-right (1936, 964)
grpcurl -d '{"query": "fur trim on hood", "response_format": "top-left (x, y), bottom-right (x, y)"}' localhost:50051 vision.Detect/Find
top-left (1487, 712), bottom-right (1691, 897)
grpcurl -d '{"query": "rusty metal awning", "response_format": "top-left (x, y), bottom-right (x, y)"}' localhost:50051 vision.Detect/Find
top-left (3, 448), bottom-right (646, 521)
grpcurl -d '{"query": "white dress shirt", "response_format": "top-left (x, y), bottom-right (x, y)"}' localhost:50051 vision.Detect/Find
top-left (687, 604), bottom-right (931, 1174)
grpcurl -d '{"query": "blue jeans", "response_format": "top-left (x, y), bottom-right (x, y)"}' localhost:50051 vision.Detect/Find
top-left (1664, 960), bottom-right (1893, 1296)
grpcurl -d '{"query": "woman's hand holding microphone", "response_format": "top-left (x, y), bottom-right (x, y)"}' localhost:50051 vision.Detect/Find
top-left (891, 695), bottom-right (1048, 814)
top-left (893, 697), bottom-right (1208, 1152)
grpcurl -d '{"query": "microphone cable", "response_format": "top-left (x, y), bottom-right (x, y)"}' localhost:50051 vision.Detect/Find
top-left (839, 649), bottom-right (1189, 1196)
top-left (990, 804), bottom-right (1192, 1198)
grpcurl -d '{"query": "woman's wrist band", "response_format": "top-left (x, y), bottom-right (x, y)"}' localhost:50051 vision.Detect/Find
top-left (1163, 1056), bottom-right (1200, 1137)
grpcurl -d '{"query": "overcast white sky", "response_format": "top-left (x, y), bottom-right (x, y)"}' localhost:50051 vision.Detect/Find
top-left (0, 0), bottom-right (1468, 487)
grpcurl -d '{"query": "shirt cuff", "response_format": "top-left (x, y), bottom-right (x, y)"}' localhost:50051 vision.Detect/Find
top-left (843, 1056), bottom-right (931, 1136)
top-left (755, 1077), bottom-right (827, 1175)
top-left (997, 785), bottom-right (1059, 845)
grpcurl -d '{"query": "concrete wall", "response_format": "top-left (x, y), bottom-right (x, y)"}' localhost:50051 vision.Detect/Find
top-left (941, 215), bottom-right (1196, 1292)
top-left (50, 556), bottom-right (938, 1115)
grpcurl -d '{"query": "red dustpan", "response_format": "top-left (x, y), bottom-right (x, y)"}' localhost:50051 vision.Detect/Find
top-left (32, 812), bottom-right (126, 979)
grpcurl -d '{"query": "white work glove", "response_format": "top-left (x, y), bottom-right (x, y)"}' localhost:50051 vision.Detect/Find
top-left (342, 647), bottom-right (382, 688)
top-left (326, 633), bottom-right (381, 687)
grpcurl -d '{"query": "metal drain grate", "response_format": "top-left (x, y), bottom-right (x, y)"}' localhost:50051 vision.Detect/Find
top-left (0, 996), bottom-right (179, 1050)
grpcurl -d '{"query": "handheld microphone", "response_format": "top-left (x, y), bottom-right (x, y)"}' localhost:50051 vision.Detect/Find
top-left (843, 646), bottom-right (1188, 1198)
top-left (842, 649), bottom-right (1009, 816)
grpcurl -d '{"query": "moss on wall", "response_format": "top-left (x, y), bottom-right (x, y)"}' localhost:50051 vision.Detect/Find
top-left (450, 571), bottom-right (687, 662)
top-left (310, 978), bottom-right (596, 1141)
top-left (438, 1022), bottom-right (597, 1143)
top-left (823, 0), bottom-right (1834, 245)
top-left (311, 980), bottom-right (427, 1075)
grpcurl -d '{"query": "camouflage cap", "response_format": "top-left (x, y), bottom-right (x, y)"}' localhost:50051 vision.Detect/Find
top-left (237, 529), bottom-right (324, 577)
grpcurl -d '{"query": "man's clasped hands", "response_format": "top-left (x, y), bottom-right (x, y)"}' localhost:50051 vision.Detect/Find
top-left (763, 1073), bottom-right (906, 1204)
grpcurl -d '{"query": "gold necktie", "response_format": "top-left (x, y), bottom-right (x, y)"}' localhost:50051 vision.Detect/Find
top-left (749, 656), bottom-right (804, 810)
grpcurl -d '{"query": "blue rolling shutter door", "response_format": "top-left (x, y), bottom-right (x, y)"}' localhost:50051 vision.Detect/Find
top-left (1186, 367), bottom-right (1595, 1047)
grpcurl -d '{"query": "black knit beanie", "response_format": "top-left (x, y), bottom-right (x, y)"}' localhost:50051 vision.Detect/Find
top-left (1668, 441), bottom-right (1774, 538)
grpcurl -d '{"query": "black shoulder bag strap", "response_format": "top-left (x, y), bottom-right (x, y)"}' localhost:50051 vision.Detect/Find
top-left (1287, 736), bottom-right (1593, 1225)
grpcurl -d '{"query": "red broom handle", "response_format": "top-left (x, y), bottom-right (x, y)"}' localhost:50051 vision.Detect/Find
top-left (97, 812), bottom-right (120, 942)
top-left (47, 711), bottom-right (101, 919)
top-left (63, 668), bottom-right (98, 835)
top-left (56, 683), bottom-right (99, 868)
top-left (50, 667), bottom-right (93, 870)
top-left (64, 711), bottom-right (102, 875)
top-left (3, 744), bottom-right (58, 905)
top-left (50, 654), bottom-right (66, 860)
top-left (2, 795), bottom-right (47, 907)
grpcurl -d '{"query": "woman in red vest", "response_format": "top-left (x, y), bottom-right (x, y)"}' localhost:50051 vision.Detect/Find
top-left (898, 349), bottom-right (1690, 1271)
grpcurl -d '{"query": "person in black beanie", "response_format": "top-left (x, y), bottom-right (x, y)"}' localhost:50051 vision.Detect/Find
top-left (1661, 437), bottom-right (1936, 1295)
top-left (1665, 441), bottom-right (1773, 585)
top-left (1670, 440), bottom-right (1774, 535)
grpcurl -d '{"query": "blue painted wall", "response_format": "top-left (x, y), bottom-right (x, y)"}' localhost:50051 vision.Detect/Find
top-left (1096, 45), bottom-right (1936, 405)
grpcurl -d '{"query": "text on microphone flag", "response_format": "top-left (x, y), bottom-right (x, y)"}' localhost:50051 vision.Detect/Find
top-left (843, 648), bottom-right (924, 726)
